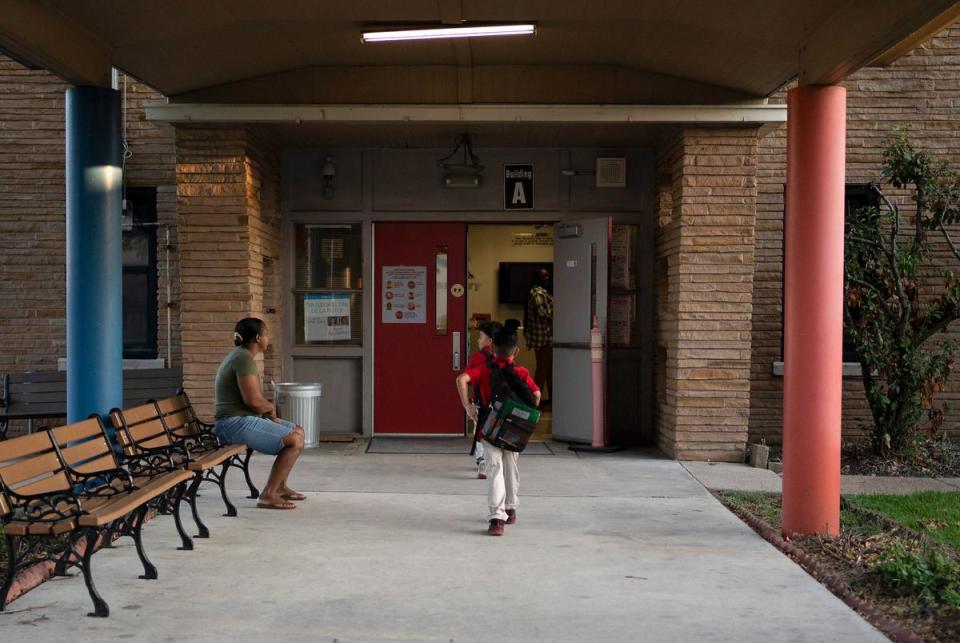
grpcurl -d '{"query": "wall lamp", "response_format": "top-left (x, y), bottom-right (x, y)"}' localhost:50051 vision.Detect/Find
top-left (437, 135), bottom-right (484, 189)
top-left (321, 156), bottom-right (336, 200)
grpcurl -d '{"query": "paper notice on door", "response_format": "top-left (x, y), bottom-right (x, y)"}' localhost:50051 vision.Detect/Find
top-left (609, 294), bottom-right (634, 346)
top-left (304, 293), bottom-right (352, 341)
top-left (610, 225), bottom-right (634, 290)
top-left (382, 266), bottom-right (427, 324)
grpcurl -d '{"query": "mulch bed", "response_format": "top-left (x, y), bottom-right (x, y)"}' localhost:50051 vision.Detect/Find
top-left (718, 492), bottom-right (960, 642)
top-left (841, 439), bottom-right (960, 478)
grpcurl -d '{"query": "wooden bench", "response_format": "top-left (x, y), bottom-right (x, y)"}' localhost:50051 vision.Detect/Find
top-left (0, 417), bottom-right (192, 617)
top-left (0, 367), bottom-right (184, 439)
top-left (110, 393), bottom-right (252, 539)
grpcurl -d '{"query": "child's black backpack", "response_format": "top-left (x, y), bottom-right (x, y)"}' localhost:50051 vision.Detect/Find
top-left (479, 353), bottom-right (540, 452)
top-left (485, 352), bottom-right (537, 408)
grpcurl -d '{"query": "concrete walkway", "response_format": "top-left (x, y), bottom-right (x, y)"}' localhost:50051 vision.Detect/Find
top-left (2, 445), bottom-right (884, 642)
top-left (682, 460), bottom-right (960, 495)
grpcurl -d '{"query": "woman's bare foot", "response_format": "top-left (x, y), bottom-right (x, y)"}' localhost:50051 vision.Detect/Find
top-left (281, 486), bottom-right (306, 501)
top-left (257, 492), bottom-right (296, 509)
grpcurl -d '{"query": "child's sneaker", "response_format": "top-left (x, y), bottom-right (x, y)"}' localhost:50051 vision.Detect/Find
top-left (488, 519), bottom-right (505, 536)
top-left (506, 509), bottom-right (517, 525)
top-left (476, 458), bottom-right (487, 479)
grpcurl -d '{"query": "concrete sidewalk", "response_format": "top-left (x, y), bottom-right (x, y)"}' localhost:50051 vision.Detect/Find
top-left (2, 447), bottom-right (884, 642)
top-left (682, 460), bottom-right (960, 495)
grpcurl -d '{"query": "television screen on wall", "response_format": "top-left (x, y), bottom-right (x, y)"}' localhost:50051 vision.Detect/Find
top-left (498, 262), bottom-right (552, 305)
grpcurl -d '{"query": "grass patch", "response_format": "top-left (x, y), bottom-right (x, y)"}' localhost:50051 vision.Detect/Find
top-left (847, 491), bottom-right (960, 550)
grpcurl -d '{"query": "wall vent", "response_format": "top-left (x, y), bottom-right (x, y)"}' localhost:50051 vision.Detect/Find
top-left (595, 157), bottom-right (627, 188)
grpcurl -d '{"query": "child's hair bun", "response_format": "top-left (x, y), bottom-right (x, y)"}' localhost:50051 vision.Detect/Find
top-left (503, 318), bottom-right (521, 333)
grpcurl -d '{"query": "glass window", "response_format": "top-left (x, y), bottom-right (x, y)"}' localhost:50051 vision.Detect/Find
top-left (122, 187), bottom-right (158, 359)
top-left (293, 224), bottom-right (363, 345)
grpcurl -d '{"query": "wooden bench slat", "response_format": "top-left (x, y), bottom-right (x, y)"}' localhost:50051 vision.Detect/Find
top-left (155, 396), bottom-right (189, 415)
top-left (127, 419), bottom-right (167, 442)
top-left (58, 437), bottom-right (112, 467)
top-left (0, 432), bottom-right (55, 460)
top-left (117, 403), bottom-right (161, 425)
top-left (51, 418), bottom-right (106, 444)
top-left (72, 454), bottom-right (120, 475)
top-left (7, 372), bottom-right (68, 384)
top-left (0, 452), bottom-right (63, 487)
top-left (77, 469), bottom-right (192, 526)
top-left (187, 444), bottom-right (246, 471)
top-left (13, 471), bottom-right (71, 497)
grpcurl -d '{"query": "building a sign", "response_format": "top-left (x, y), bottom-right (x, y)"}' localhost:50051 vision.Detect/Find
top-left (304, 293), bottom-right (352, 341)
top-left (504, 164), bottom-right (534, 210)
top-left (382, 266), bottom-right (427, 324)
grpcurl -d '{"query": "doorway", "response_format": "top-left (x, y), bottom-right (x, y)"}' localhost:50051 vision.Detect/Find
top-left (466, 224), bottom-right (555, 439)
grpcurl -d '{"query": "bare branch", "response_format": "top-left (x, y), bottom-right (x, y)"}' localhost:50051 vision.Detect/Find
top-left (938, 222), bottom-right (960, 264)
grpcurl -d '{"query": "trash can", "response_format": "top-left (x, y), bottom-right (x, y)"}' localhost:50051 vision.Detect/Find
top-left (273, 382), bottom-right (322, 449)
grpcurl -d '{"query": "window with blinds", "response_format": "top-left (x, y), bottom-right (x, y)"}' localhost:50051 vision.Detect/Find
top-left (293, 224), bottom-right (363, 345)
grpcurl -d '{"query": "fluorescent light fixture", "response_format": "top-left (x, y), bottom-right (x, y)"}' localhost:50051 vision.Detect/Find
top-left (362, 24), bottom-right (536, 43)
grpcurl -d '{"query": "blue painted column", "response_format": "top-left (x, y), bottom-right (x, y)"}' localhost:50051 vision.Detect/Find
top-left (66, 86), bottom-right (123, 422)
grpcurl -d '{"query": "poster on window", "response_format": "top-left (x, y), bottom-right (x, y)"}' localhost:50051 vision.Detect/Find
top-left (382, 266), bottom-right (427, 324)
top-left (304, 293), bottom-right (352, 341)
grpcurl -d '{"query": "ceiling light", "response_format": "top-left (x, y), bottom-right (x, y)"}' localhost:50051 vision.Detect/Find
top-left (362, 24), bottom-right (536, 43)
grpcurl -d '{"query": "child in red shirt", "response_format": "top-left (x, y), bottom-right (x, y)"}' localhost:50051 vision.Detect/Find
top-left (456, 319), bottom-right (541, 536)
top-left (466, 320), bottom-right (502, 479)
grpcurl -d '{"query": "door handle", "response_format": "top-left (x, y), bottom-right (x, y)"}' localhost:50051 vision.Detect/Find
top-left (452, 331), bottom-right (461, 371)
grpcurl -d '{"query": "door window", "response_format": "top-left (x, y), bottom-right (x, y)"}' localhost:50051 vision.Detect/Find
top-left (292, 224), bottom-right (363, 345)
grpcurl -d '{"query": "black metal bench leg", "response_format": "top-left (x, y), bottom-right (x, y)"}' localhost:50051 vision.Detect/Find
top-left (187, 473), bottom-right (209, 539)
top-left (80, 528), bottom-right (109, 617)
top-left (241, 448), bottom-right (260, 499)
top-left (219, 461), bottom-right (237, 517)
top-left (172, 482), bottom-right (193, 551)
top-left (0, 419), bottom-right (7, 441)
top-left (131, 507), bottom-right (157, 581)
top-left (53, 532), bottom-right (80, 576)
top-left (0, 534), bottom-right (17, 610)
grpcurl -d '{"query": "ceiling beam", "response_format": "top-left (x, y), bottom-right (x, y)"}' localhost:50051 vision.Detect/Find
top-left (144, 103), bottom-right (787, 125)
top-left (799, 0), bottom-right (960, 86)
top-left (0, 0), bottom-right (112, 87)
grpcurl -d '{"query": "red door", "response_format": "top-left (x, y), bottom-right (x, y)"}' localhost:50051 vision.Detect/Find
top-left (374, 223), bottom-right (467, 434)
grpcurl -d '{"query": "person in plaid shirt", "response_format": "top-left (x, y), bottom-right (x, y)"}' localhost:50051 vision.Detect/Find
top-left (524, 268), bottom-right (553, 406)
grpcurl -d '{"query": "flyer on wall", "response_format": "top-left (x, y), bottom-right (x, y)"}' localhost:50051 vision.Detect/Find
top-left (304, 293), bottom-right (352, 341)
top-left (382, 266), bottom-right (427, 324)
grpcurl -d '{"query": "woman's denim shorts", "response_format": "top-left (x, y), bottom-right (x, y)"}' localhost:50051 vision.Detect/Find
top-left (215, 415), bottom-right (296, 455)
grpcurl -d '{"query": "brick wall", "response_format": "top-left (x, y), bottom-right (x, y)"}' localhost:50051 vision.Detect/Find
top-left (750, 26), bottom-right (960, 445)
top-left (0, 56), bottom-right (178, 373)
top-left (175, 127), bottom-right (282, 418)
top-left (656, 127), bottom-right (760, 461)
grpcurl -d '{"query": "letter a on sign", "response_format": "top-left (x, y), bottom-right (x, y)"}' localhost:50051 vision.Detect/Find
top-left (512, 182), bottom-right (527, 205)
top-left (504, 163), bottom-right (534, 210)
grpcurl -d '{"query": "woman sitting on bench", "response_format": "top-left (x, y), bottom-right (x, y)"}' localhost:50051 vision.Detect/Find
top-left (214, 317), bottom-right (305, 510)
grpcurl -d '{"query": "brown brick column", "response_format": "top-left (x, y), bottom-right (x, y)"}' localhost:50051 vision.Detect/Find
top-left (655, 127), bottom-right (760, 461)
top-left (175, 128), bottom-right (281, 418)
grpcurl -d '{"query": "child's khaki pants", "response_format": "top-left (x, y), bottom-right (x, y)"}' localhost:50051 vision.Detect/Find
top-left (485, 441), bottom-right (519, 521)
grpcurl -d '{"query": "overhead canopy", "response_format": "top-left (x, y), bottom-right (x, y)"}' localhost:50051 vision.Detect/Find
top-left (0, 0), bottom-right (958, 104)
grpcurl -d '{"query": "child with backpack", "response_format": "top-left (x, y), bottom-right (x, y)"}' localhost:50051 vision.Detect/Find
top-left (466, 320), bottom-right (502, 479)
top-left (456, 319), bottom-right (541, 536)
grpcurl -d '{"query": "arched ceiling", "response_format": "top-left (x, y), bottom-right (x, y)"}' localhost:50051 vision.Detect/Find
top-left (0, 0), bottom-right (958, 105)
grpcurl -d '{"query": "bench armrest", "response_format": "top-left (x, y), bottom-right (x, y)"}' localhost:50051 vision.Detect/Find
top-left (123, 448), bottom-right (182, 477)
top-left (4, 488), bottom-right (83, 523)
top-left (70, 467), bottom-right (135, 498)
top-left (174, 424), bottom-right (222, 453)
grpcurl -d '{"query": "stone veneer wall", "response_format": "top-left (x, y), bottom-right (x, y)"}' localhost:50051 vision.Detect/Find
top-left (750, 25), bottom-right (960, 445)
top-left (655, 127), bottom-right (760, 461)
top-left (175, 127), bottom-right (281, 418)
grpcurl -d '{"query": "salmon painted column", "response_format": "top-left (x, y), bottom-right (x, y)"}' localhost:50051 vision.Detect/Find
top-left (782, 85), bottom-right (846, 537)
